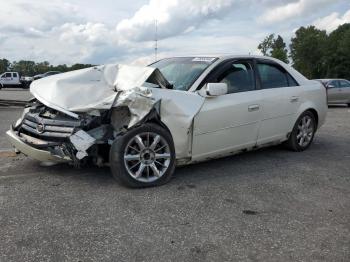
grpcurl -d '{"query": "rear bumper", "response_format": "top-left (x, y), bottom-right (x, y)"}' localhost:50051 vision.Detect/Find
top-left (6, 129), bottom-right (70, 163)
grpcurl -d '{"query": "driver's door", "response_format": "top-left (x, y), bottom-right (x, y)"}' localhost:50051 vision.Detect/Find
top-left (192, 60), bottom-right (262, 161)
top-left (1, 73), bottom-right (12, 86)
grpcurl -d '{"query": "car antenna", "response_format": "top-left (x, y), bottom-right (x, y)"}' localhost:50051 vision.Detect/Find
top-left (154, 19), bottom-right (158, 62)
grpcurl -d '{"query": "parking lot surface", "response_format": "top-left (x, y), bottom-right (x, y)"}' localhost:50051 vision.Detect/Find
top-left (0, 88), bottom-right (33, 102)
top-left (0, 91), bottom-right (349, 261)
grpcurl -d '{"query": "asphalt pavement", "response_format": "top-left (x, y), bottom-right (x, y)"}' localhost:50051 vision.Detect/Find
top-left (0, 88), bottom-right (33, 102)
top-left (0, 89), bottom-right (349, 261)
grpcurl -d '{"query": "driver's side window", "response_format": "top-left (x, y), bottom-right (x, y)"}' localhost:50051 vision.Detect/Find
top-left (217, 61), bottom-right (255, 94)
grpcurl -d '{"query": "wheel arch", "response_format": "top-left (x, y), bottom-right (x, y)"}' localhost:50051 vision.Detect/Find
top-left (306, 108), bottom-right (319, 128)
top-left (110, 105), bottom-right (175, 147)
top-left (295, 101), bottom-right (322, 130)
top-left (141, 107), bottom-right (174, 140)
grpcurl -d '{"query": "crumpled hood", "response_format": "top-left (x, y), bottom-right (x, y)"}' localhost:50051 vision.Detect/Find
top-left (30, 64), bottom-right (159, 116)
top-left (29, 63), bottom-right (206, 159)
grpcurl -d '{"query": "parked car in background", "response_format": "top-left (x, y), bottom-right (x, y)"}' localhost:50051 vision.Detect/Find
top-left (0, 72), bottom-right (30, 89)
top-left (314, 79), bottom-right (350, 106)
top-left (7, 56), bottom-right (327, 187)
top-left (33, 71), bottom-right (61, 80)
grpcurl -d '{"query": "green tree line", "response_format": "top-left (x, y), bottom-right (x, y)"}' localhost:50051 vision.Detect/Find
top-left (259, 23), bottom-right (350, 79)
top-left (0, 59), bottom-right (95, 77)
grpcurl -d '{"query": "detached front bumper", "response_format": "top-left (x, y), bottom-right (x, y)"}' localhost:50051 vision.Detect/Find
top-left (6, 129), bottom-right (71, 163)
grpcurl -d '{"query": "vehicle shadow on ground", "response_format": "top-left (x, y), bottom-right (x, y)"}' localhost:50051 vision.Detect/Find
top-left (1, 130), bottom-right (339, 189)
top-left (24, 143), bottom-right (322, 188)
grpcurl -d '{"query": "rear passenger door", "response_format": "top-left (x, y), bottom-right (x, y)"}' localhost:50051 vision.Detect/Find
top-left (338, 80), bottom-right (350, 103)
top-left (256, 60), bottom-right (301, 145)
top-left (11, 73), bottom-right (19, 85)
top-left (327, 80), bottom-right (341, 103)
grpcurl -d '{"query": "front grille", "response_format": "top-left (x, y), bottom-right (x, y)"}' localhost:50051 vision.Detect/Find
top-left (19, 112), bottom-right (81, 141)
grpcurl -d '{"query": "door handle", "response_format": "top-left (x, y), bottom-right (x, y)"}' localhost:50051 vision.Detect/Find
top-left (248, 104), bottom-right (260, 112)
top-left (290, 96), bottom-right (299, 103)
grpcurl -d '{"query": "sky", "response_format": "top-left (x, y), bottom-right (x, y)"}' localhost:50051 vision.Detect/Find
top-left (0, 0), bottom-right (349, 66)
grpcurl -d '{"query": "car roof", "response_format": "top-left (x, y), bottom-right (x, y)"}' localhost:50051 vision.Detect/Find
top-left (167, 54), bottom-right (284, 61)
top-left (314, 79), bottom-right (348, 82)
top-left (164, 54), bottom-right (310, 90)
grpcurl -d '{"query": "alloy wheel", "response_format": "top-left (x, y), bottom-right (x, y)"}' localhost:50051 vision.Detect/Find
top-left (296, 115), bottom-right (314, 147)
top-left (123, 132), bottom-right (171, 183)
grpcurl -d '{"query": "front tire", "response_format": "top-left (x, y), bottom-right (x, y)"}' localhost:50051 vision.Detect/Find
top-left (109, 123), bottom-right (176, 188)
top-left (285, 111), bottom-right (316, 152)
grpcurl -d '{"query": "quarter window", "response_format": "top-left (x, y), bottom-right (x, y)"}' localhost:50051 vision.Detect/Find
top-left (286, 73), bottom-right (299, 86)
top-left (217, 62), bottom-right (255, 94)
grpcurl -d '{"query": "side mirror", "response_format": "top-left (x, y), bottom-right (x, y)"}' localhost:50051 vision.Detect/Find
top-left (205, 83), bottom-right (228, 97)
top-left (327, 84), bottom-right (335, 89)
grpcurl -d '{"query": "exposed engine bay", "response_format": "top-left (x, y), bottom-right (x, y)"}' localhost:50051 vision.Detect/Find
top-left (12, 99), bottom-right (117, 166)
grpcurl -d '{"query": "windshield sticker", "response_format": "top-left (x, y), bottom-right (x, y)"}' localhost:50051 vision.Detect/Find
top-left (192, 57), bottom-right (216, 63)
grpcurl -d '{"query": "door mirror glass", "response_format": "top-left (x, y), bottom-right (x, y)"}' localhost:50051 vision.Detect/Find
top-left (205, 83), bottom-right (228, 96)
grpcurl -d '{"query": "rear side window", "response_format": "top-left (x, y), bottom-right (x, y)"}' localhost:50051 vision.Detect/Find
top-left (217, 62), bottom-right (255, 94)
top-left (257, 63), bottom-right (298, 89)
top-left (12, 73), bottom-right (18, 78)
top-left (328, 80), bottom-right (339, 88)
top-left (339, 80), bottom-right (350, 88)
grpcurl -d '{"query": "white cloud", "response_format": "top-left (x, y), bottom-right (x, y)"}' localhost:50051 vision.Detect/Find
top-left (130, 34), bottom-right (261, 66)
top-left (313, 9), bottom-right (350, 32)
top-left (258, 0), bottom-right (337, 24)
top-left (59, 23), bottom-right (116, 45)
top-left (0, 0), bottom-right (81, 34)
top-left (116, 0), bottom-right (236, 42)
top-left (0, 0), bottom-right (348, 65)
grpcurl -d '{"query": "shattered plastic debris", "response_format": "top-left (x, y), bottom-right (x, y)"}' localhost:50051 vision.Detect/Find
top-left (69, 130), bottom-right (96, 160)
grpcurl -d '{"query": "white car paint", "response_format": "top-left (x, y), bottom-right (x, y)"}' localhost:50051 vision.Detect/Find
top-left (8, 55), bottom-right (327, 166)
top-left (0, 72), bottom-right (21, 87)
top-left (192, 90), bottom-right (262, 161)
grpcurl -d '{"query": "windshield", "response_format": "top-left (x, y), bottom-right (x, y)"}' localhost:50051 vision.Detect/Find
top-left (150, 57), bottom-right (217, 91)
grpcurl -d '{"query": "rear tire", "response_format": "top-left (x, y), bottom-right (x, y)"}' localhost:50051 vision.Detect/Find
top-left (109, 123), bottom-right (176, 188)
top-left (284, 111), bottom-right (316, 152)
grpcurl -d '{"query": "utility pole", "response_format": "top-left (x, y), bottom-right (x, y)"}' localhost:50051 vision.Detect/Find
top-left (154, 19), bottom-right (158, 62)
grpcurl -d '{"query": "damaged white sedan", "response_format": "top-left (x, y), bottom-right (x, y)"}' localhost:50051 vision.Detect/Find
top-left (7, 56), bottom-right (327, 187)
